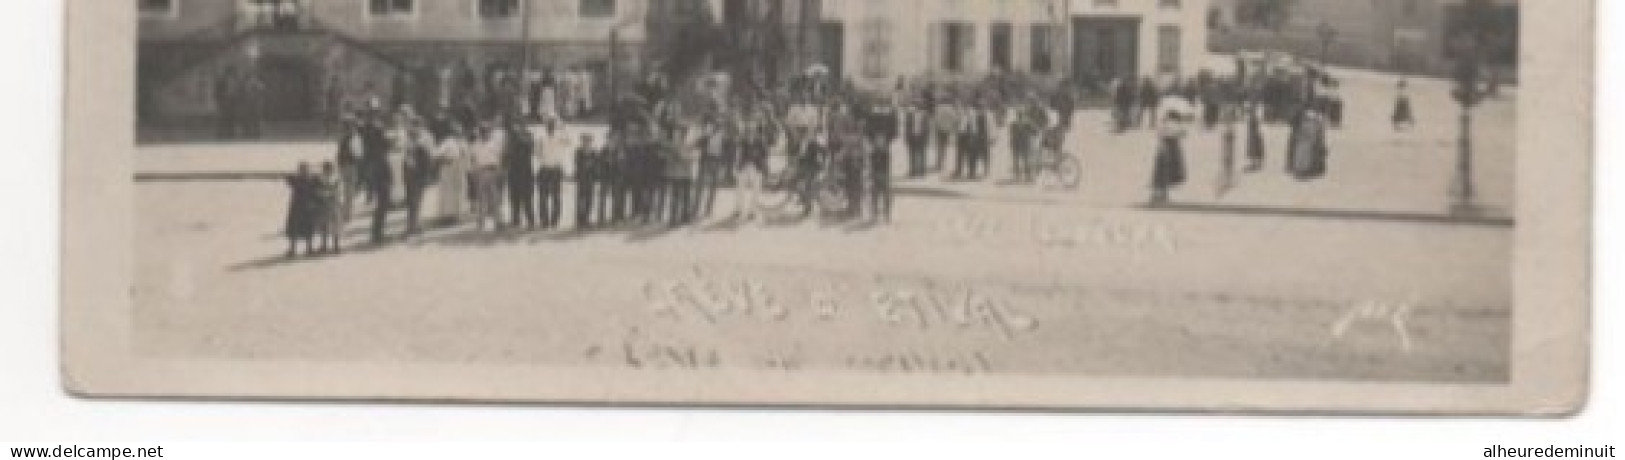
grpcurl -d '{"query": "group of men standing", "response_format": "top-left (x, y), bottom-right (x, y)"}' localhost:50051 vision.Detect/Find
top-left (895, 83), bottom-right (1069, 185)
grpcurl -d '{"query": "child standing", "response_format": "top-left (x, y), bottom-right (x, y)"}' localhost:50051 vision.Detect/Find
top-left (317, 161), bottom-right (346, 253)
top-left (283, 162), bottom-right (319, 257)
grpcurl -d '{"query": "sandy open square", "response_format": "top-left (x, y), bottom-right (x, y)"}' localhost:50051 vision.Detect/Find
top-left (131, 68), bottom-right (1516, 383)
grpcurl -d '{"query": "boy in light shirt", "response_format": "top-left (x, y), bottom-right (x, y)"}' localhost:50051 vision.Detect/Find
top-left (534, 118), bottom-right (572, 229)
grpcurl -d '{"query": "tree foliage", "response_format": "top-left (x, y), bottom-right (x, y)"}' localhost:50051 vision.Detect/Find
top-left (649, 0), bottom-right (726, 83)
top-left (1235, 0), bottom-right (1299, 31)
top-left (1447, 0), bottom-right (1518, 66)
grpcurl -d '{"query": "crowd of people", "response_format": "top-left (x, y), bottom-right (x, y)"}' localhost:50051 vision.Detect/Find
top-left (280, 59), bottom-right (1092, 256)
top-left (280, 53), bottom-right (1395, 257)
top-left (1118, 55), bottom-right (1358, 204)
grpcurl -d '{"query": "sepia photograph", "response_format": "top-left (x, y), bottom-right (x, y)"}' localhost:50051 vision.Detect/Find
top-left (59, 0), bottom-right (1591, 413)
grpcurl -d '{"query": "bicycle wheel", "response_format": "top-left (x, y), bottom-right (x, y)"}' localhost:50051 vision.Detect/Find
top-left (815, 178), bottom-right (850, 216)
top-left (757, 172), bottom-right (800, 213)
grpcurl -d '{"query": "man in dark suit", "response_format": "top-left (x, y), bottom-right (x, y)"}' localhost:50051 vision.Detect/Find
top-left (360, 117), bottom-right (394, 244)
top-left (502, 119), bottom-right (538, 229)
top-left (866, 97), bottom-right (899, 151)
top-left (597, 131), bottom-right (623, 225)
top-left (868, 131), bottom-right (894, 222)
top-left (401, 120), bottom-right (435, 236)
top-left (1052, 87), bottom-right (1076, 130)
top-left (903, 101), bottom-right (931, 178)
top-left (574, 134), bottom-right (599, 229)
top-left (1114, 78), bottom-right (1136, 132)
top-left (1138, 76), bottom-right (1161, 128)
top-left (970, 105), bottom-right (994, 180)
top-left (955, 105), bottom-right (991, 180)
top-left (624, 127), bottom-right (647, 224)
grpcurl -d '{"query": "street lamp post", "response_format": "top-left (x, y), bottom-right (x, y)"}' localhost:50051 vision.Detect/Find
top-left (606, 9), bottom-right (646, 121)
top-left (1449, 35), bottom-right (1483, 216)
top-left (1452, 98), bottom-right (1475, 212)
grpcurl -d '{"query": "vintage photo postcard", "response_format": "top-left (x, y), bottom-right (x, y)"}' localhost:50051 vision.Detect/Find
top-left (63, 0), bottom-right (1591, 414)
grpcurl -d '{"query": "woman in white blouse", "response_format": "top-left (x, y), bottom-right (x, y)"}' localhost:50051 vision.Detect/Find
top-left (434, 125), bottom-right (471, 224)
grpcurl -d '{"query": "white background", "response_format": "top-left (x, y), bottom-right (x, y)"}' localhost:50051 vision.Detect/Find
top-left (0, 0), bottom-right (1617, 457)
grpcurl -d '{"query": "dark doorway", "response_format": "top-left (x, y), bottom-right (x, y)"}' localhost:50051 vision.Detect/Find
top-left (256, 55), bottom-right (318, 122)
top-left (1072, 17), bottom-right (1141, 81)
top-left (818, 21), bottom-right (845, 79)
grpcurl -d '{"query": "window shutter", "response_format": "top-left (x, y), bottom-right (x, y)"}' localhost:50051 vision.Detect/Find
top-left (963, 23), bottom-right (977, 73)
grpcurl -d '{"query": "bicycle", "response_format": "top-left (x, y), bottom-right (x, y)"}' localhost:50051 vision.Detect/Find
top-left (757, 148), bottom-right (851, 218)
top-left (1030, 129), bottom-right (1081, 190)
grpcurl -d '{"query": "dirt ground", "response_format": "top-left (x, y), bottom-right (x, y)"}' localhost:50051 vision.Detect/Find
top-left (131, 69), bottom-right (1516, 383)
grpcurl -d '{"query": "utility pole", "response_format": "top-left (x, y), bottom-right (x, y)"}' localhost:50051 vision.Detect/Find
top-left (520, 0), bottom-right (534, 77)
top-left (607, 5), bottom-right (646, 117)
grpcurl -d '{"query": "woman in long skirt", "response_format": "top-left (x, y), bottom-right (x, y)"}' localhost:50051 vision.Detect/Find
top-left (1217, 118), bottom-right (1237, 197)
top-left (1288, 108), bottom-right (1329, 181)
top-left (1149, 112), bottom-right (1189, 205)
top-left (434, 125), bottom-right (471, 225)
top-left (1244, 104), bottom-right (1266, 172)
top-left (284, 162), bottom-right (319, 257)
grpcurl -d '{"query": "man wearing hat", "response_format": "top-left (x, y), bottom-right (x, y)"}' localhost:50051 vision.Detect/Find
top-left (401, 113), bottom-right (436, 235)
top-left (503, 117), bottom-right (538, 229)
top-left (359, 113), bottom-right (394, 244)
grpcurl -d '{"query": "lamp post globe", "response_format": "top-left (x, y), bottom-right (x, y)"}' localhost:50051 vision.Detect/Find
top-left (1449, 35), bottom-right (1484, 216)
